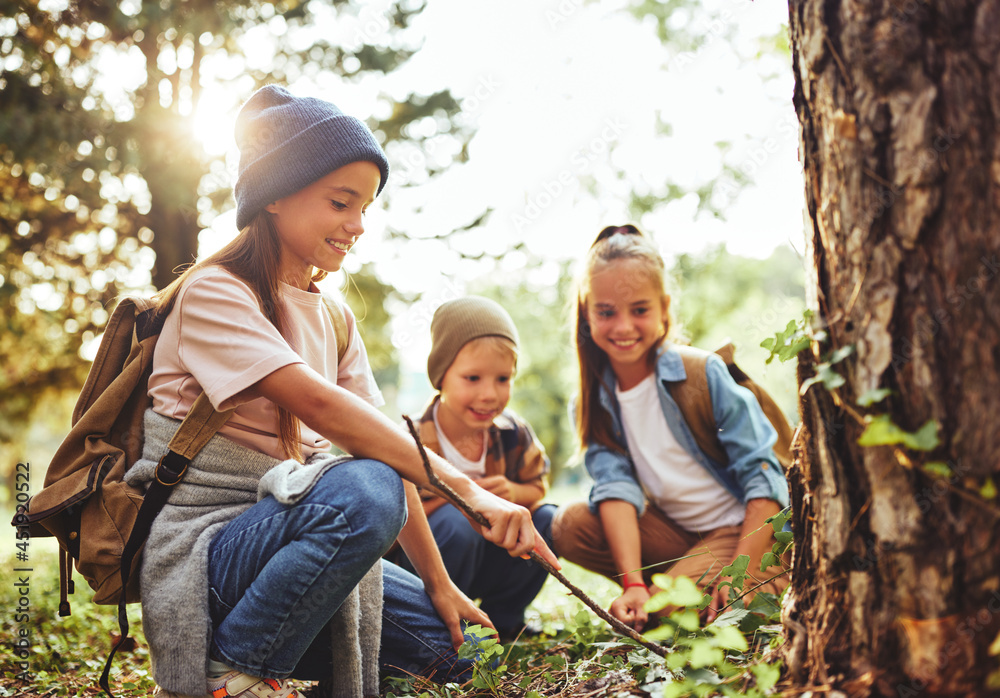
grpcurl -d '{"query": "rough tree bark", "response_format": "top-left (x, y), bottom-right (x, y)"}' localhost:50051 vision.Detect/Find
top-left (785, 0), bottom-right (1000, 695)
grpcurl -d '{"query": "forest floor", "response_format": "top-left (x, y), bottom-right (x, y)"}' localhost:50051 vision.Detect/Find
top-left (1, 513), bottom-right (789, 697)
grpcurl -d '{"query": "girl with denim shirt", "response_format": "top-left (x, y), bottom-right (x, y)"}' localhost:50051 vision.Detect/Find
top-left (551, 225), bottom-right (788, 632)
top-left (127, 85), bottom-right (558, 698)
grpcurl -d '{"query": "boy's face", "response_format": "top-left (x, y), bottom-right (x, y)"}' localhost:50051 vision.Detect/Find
top-left (437, 340), bottom-right (515, 436)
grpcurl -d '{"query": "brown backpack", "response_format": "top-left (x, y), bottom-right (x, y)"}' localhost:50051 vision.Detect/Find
top-left (668, 343), bottom-right (795, 471)
top-left (14, 293), bottom-right (350, 695)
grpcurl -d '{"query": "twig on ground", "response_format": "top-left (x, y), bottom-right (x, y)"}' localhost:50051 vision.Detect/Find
top-left (403, 415), bottom-right (668, 658)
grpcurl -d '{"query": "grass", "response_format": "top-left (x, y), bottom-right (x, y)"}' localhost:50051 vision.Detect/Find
top-left (0, 541), bottom-right (786, 697)
top-left (0, 539), bottom-right (153, 697)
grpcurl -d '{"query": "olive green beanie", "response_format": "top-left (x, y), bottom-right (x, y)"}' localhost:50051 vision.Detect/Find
top-left (427, 296), bottom-right (519, 389)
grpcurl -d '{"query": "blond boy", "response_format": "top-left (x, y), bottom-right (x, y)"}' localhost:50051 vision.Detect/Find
top-left (398, 296), bottom-right (556, 640)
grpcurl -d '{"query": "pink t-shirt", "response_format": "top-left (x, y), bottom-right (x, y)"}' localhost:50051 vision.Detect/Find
top-left (148, 266), bottom-right (383, 460)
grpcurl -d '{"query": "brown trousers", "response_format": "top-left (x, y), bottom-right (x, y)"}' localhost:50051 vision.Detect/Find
top-left (551, 501), bottom-right (788, 598)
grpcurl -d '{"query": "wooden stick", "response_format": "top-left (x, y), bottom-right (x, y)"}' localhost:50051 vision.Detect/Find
top-left (402, 415), bottom-right (668, 657)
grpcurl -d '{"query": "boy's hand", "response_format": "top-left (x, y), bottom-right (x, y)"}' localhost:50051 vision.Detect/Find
top-left (465, 486), bottom-right (560, 568)
top-left (424, 577), bottom-right (495, 649)
top-left (476, 474), bottom-right (514, 500)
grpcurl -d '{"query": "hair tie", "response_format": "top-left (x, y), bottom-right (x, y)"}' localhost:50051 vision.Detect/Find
top-left (592, 224), bottom-right (641, 247)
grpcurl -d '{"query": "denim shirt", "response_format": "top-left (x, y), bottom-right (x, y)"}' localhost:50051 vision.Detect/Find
top-left (585, 345), bottom-right (789, 518)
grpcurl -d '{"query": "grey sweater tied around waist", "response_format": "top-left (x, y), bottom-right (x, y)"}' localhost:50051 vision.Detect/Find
top-left (124, 409), bottom-right (383, 697)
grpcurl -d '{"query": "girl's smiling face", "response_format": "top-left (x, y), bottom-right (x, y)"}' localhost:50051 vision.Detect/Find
top-left (585, 258), bottom-right (670, 390)
top-left (266, 160), bottom-right (381, 289)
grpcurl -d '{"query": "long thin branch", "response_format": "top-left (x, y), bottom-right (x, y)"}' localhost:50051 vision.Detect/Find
top-left (402, 415), bottom-right (668, 658)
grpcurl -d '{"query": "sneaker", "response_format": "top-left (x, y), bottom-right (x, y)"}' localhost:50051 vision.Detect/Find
top-left (209, 670), bottom-right (298, 698)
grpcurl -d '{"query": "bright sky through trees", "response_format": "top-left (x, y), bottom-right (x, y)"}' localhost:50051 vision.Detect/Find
top-left (186, 0), bottom-right (803, 281)
top-left (70, 0), bottom-right (803, 366)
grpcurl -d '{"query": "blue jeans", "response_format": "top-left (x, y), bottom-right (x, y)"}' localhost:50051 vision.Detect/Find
top-left (398, 503), bottom-right (556, 631)
top-left (207, 459), bottom-right (473, 683)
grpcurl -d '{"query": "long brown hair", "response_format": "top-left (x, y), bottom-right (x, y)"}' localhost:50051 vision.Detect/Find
top-left (574, 224), bottom-right (672, 453)
top-left (155, 211), bottom-right (326, 462)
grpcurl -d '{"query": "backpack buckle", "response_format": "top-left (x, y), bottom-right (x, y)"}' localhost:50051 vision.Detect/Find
top-left (154, 451), bottom-right (190, 486)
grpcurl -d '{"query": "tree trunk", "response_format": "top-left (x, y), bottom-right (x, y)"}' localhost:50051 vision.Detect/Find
top-left (135, 42), bottom-right (204, 292)
top-left (785, 0), bottom-right (1000, 695)
top-left (147, 200), bottom-right (201, 291)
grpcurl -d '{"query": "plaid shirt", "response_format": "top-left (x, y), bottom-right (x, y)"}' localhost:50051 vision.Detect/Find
top-left (415, 396), bottom-right (550, 515)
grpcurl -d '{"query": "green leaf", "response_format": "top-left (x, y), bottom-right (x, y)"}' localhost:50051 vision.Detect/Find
top-left (989, 630), bottom-right (1000, 656)
top-left (909, 420), bottom-right (942, 451)
top-left (759, 552), bottom-right (781, 571)
top-left (766, 507), bottom-right (792, 532)
top-left (671, 576), bottom-right (708, 608)
top-left (747, 592), bottom-right (781, 613)
top-left (667, 650), bottom-right (690, 671)
top-left (645, 590), bottom-right (672, 614)
top-left (828, 344), bottom-right (855, 364)
top-left (673, 608), bottom-right (702, 631)
top-left (922, 461), bottom-right (954, 478)
top-left (646, 574), bottom-right (709, 611)
top-left (752, 661), bottom-right (782, 691)
top-left (761, 317), bottom-right (812, 364)
top-left (981, 478), bottom-right (997, 500)
top-left (857, 387), bottom-right (892, 406)
top-left (463, 623), bottom-right (494, 639)
top-left (708, 624), bottom-right (749, 651)
top-left (710, 607), bottom-right (750, 628)
top-left (739, 611), bottom-right (768, 636)
top-left (689, 642), bottom-right (725, 669)
top-left (857, 415), bottom-right (940, 451)
top-left (799, 361), bottom-right (845, 394)
top-left (720, 554), bottom-right (749, 577)
top-left (650, 572), bottom-right (674, 590)
top-left (664, 680), bottom-right (695, 697)
top-left (720, 554), bottom-right (750, 590)
top-left (543, 655), bottom-right (566, 668)
top-left (643, 623), bottom-right (676, 642)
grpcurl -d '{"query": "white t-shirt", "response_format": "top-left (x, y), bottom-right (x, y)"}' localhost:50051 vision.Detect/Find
top-left (616, 374), bottom-right (745, 531)
top-left (432, 401), bottom-right (487, 477)
top-left (148, 266), bottom-right (383, 460)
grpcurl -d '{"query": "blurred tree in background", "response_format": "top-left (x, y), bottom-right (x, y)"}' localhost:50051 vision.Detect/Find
top-left (0, 0), bottom-right (468, 464)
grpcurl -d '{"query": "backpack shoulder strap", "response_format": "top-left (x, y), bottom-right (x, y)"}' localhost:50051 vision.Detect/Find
top-left (718, 344), bottom-right (795, 469)
top-left (106, 392), bottom-right (233, 695)
top-left (668, 342), bottom-right (795, 470)
top-left (667, 345), bottom-right (728, 466)
top-left (322, 295), bottom-right (351, 362)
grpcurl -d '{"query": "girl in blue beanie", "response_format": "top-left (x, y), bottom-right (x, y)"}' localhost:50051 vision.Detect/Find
top-left (126, 85), bottom-right (559, 698)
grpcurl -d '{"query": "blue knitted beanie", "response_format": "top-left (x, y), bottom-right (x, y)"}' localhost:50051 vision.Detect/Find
top-left (234, 85), bottom-right (390, 230)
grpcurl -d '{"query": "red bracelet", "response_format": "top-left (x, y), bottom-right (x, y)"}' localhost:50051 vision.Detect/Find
top-left (623, 580), bottom-right (648, 592)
